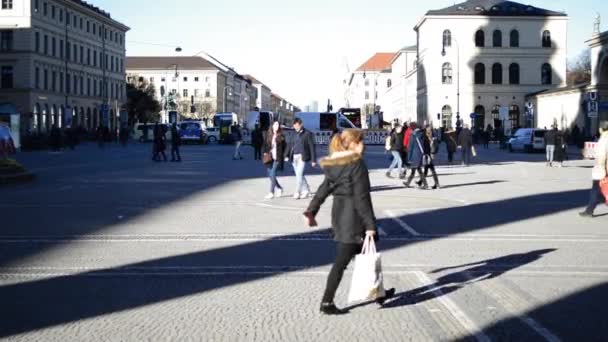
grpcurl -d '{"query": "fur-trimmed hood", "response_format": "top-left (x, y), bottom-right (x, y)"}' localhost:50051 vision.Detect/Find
top-left (319, 151), bottom-right (362, 168)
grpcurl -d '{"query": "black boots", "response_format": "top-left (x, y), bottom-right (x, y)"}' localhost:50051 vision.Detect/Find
top-left (376, 288), bottom-right (396, 305)
top-left (320, 302), bottom-right (348, 315)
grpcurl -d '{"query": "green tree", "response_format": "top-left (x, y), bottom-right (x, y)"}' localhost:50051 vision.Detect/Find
top-left (126, 77), bottom-right (161, 124)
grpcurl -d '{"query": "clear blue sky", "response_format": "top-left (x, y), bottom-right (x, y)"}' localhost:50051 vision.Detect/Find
top-left (97, 0), bottom-right (607, 108)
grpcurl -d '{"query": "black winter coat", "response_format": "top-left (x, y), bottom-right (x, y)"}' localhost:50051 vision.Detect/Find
top-left (262, 134), bottom-right (286, 171)
top-left (390, 132), bottom-right (405, 152)
top-left (306, 151), bottom-right (377, 244)
top-left (286, 128), bottom-right (317, 162)
top-left (408, 130), bottom-right (425, 169)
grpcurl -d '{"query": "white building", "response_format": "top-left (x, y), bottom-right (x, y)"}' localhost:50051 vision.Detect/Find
top-left (414, 0), bottom-right (568, 132)
top-left (0, 0), bottom-right (129, 136)
top-left (385, 45), bottom-right (418, 124)
top-left (244, 75), bottom-right (271, 111)
top-left (126, 56), bottom-right (257, 124)
top-left (348, 53), bottom-right (395, 120)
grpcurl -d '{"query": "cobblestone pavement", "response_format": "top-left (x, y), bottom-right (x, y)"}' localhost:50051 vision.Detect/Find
top-left (1, 142), bottom-right (607, 341)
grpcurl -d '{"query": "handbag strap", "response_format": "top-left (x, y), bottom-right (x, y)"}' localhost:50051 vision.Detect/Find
top-left (361, 234), bottom-right (377, 254)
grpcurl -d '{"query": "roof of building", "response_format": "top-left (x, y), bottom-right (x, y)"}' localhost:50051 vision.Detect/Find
top-left (243, 75), bottom-right (270, 89)
top-left (69, 0), bottom-right (112, 19)
top-left (356, 52), bottom-right (398, 72)
top-left (400, 45), bottom-right (417, 51)
top-left (426, 0), bottom-right (566, 17)
top-left (126, 56), bottom-right (218, 70)
top-left (526, 83), bottom-right (590, 97)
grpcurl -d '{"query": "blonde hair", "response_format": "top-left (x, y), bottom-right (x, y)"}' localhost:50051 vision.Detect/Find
top-left (329, 129), bottom-right (364, 154)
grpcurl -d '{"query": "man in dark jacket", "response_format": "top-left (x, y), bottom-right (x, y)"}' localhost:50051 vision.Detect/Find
top-left (170, 123), bottom-right (181, 162)
top-left (251, 124), bottom-right (264, 160)
top-left (386, 125), bottom-right (405, 179)
top-left (544, 126), bottom-right (558, 167)
top-left (285, 118), bottom-right (317, 199)
top-left (457, 125), bottom-right (474, 166)
top-left (232, 124), bottom-right (243, 160)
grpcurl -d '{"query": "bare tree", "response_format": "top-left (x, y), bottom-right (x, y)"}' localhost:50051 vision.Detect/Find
top-left (567, 49), bottom-right (592, 86)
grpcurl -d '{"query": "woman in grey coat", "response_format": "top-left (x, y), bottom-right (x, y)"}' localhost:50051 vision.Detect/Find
top-left (404, 128), bottom-right (428, 189)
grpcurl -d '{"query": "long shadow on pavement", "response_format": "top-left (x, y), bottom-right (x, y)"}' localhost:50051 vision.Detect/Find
top-left (0, 189), bottom-right (589, 337)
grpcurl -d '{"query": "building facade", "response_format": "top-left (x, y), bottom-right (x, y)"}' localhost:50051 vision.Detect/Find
top-left (244, 75), bottom-right (271, 111)
top-left (126, 56), bottom-right (258, 125)
top-left (384, 46), bottom-right (418, 124)
top-left (0, 0), bottom-right (129, 136)
top-left (415, 0), bottom-right (568, 132)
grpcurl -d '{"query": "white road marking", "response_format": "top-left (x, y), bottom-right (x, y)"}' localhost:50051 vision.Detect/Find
top-left (384, 210), bottom-right (421, 236)
top-left (463, 272), bottom-right (562, 342)
top-left (413, 271), bottom-right (491, 342)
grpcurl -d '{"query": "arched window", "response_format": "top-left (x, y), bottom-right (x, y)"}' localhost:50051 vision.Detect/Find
top-left (474, 105), bottom-right (486, 130)
top-left (441, 105), bottom-right (453, 128)
top-left (387, 79), bottom-right (392, 88)
top-left (442, 63), bottom-right (453, 84)
top-left (509, 63), bottom-right (520, 84)
top-left (475, 30), bottom-right (485, 47)
top-left (443, 30), bottom-right (452, 47)
top-left (541, 63), bottom-right (552, 85)
top-left (492, 63), bottom-right (503, 84)
top-left (510, 29), bottom-right (519, 47)
top-left (475, 63), bottom-right (486, 84)
top-left (493, 30), bottom-right (502, 47)
top-left (542, 30), bottom-right (551, 48)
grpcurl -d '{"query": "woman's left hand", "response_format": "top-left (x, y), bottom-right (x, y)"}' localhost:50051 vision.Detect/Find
top-left (366, 230), bottom-right (376, 236)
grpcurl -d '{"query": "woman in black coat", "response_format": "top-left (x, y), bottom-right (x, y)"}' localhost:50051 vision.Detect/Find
top-left (262, 121), bottom-right (286, 200)
top-left (303, 129), bottom-right (394, 315)
top-left (419, 126), bottom-right (440, 189)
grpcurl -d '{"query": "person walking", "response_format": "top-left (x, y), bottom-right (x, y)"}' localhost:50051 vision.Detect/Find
top-left (444, 128), bottom-right (457, 164)
top-left (457, 125), bottom-right (474, 166)
top-left (232, 124), bottom-right (243, 160)
top-left (404, 128), bottom-right (428, 189)
top-left (170, 123), bottom-right (182, 162)
top-left (262, 121), bottom-right (286, 200)
top-left (420, 126), bottom-right (440, 189)
top-left (251, 124), bottom-right (264, 161)
top-left (484, 124), bottom-right (493, 149)
top-left (544, 126), bottom-right (558, 167)
top-left (96, 125), bottom-right (105, 149)
top-left (49, 124), bottom-right (62, 152)
top-left (579, 123), bottom-right (608, 218)
top-left (386, 125), bottom-right (405, 179)
top-left (554, 130), bottom-right (566, 168)
top-left (152, 123), bottom-right (167, 162)
top-left (285, 117), bottom-right (317, 199)
top-left (303, 129), bottom-right (395, 315)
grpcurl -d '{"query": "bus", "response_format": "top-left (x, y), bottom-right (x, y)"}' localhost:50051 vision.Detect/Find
top-left (339, 108), bottom-right (362, 128)
top-left (213, 112), bottom-right (238, 143)
top-left (246, 111), bottom-right (274, 132)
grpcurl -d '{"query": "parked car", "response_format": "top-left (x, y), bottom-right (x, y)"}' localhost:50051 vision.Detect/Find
top-left (507, 128), bottom-right (547, 153)
top-left (205, 127), bottom-right (220, 144)
top-left (179, 121), bottom-right (207, 144)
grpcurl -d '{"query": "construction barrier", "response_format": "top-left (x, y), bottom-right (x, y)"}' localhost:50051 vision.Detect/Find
top-left (583, 141), bottom-right (598, 159)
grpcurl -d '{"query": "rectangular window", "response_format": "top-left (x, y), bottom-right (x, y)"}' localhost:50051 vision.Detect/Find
top-left (93, 51), bottom-right (97, 67)
top-left (79, 46), bottom-right (83, 64)
top-left (205, 89), bottom-right (210, 97)
top-left (1, 0), bottom-right (13, 9)
top-left (0, 66), bottom-right (13, 89)
top-left (80, 76), bottom-right (83, 95)
top-left (59, 72), bottom-right (63, 92)
top-left (194, 89), bottom-right (199, 97)
top-left (59, 40), bottom-right (63, 58)
top-left (51, 5), bottom-right (55, 19)
top-left (44, 69), bottom-right (48, 90)
top-left (51, 37), bottom-right (56, 56)
top-left (35, 67), bottom-right (40, 88)
top-left (51, 71), bottom-right (56, 91)
top-left (194, 77), bottom-right (199, 82)
top-left (66, 42), bottom-right (70, 60)
top-left (34, 0), bottom-right (39, 12)
top-left (87, 21), bottom-right (90, 33)
top-left (59, 8), bottom-right (62, 22)
top-left (0, 30), bottom-right (13, 51)
top-left (93, 79), bottom-right (97, 96)
top-left (110, 56), bottom-right (114, 71)
top-left (150, 77), bottom-right (154, 82)
top-left (87, 78), bottom-right (90, 96)
top-left (73, 44), bottom-right (77, 62)
top-left (161, 77), bottom-right (166, 82)
top-left (65, 11), bottom-right (70, 25)
top-left (93, 23), bottom-right (96, 35)
top-left (183, 77), bottom-right (188, 82)
top-left (66, 73), bottom-right (70, 94)
top-left (80, 18), bottom-right (83, 30)
top-left (87, 48), bottom-right (90, 65)
top-left (119, 59), bottom-right (123, 73)
top-left (43, 2), bottom-right (47, 16)
top-left (183, 89), bottom-right (188, 97)
top-left (43, 34), bottom-right (48, 54)
top-left (73, 76), bottom-right (77, 95)
top-left (35, 32), bottom-right (39, 52)
top-left (73, 14), bottom-right (76, 27)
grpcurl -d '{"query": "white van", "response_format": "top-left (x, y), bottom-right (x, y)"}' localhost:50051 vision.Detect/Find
top-left (507, 128), bottom-right (547, 152)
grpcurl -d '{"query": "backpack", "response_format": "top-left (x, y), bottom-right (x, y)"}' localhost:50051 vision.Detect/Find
top-left (385, 135), bottom-right (392, 151)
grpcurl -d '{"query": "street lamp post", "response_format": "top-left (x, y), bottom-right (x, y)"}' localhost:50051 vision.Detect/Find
top-left (442, 36), bottom-right (460, 128)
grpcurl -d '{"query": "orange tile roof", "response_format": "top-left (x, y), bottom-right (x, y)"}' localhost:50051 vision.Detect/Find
top-left (356, 52), bottom-right (398, 72)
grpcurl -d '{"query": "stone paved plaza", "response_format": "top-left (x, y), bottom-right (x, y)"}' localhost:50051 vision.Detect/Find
top-left (1, 142), bottom-right (607, 341)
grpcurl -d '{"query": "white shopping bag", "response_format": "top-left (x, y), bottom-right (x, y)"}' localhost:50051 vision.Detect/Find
top-left (347, 235), bottom-right (385, 303)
